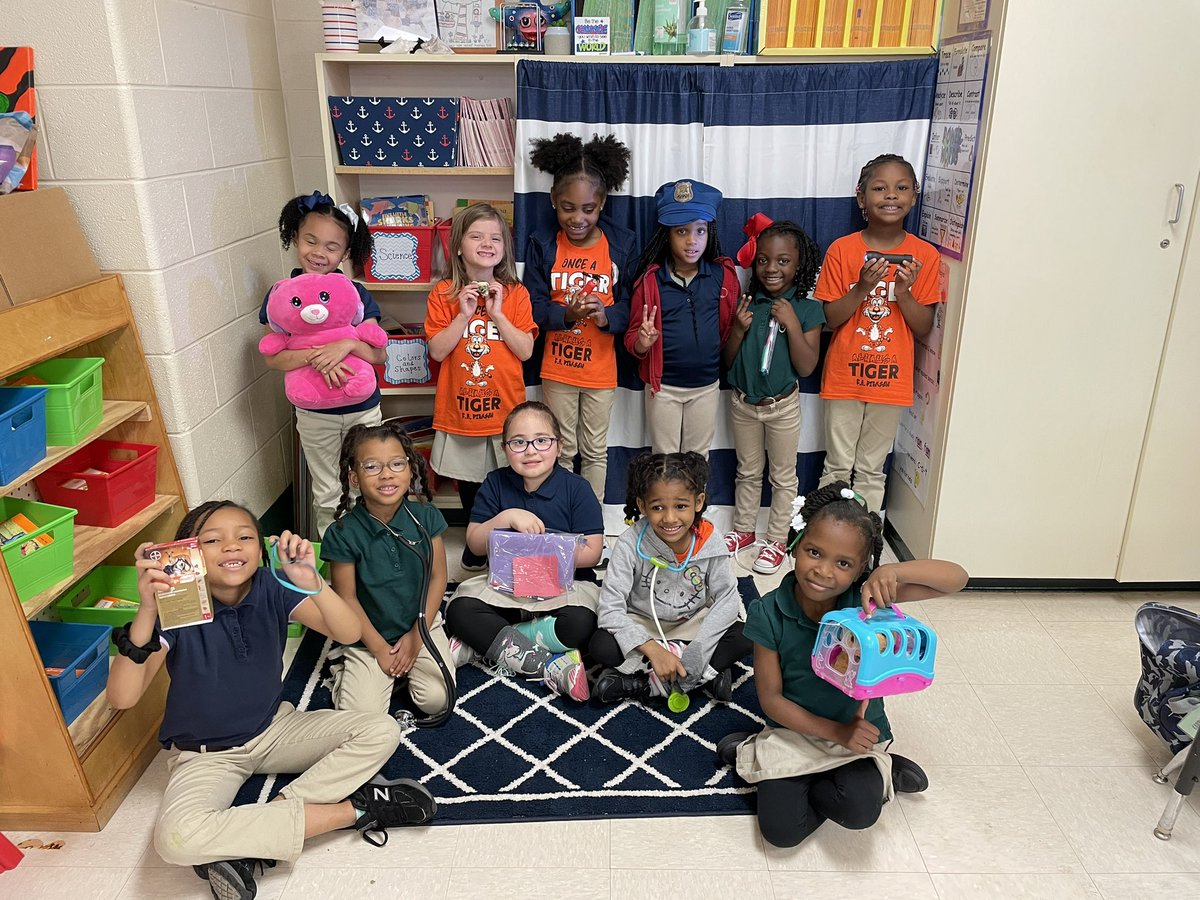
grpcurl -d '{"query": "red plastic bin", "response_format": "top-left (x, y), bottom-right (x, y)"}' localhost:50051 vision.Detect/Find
top-left (34, 440), bottom-right (158, 528)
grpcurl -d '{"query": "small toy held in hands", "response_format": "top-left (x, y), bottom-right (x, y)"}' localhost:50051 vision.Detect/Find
top-left (863, 251), bottom-right (915, 266)
top-left (811, 601), bottom-right (937, 700)
top-left (474, 281), bottom-right (492, 296)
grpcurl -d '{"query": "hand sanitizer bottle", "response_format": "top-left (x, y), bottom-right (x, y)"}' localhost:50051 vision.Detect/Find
top-left (686, 0), bottom-right (716, 56)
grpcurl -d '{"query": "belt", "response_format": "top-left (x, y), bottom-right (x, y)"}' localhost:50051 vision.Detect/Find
top-left (739, 382), bottom-right (798, 407)
top-left (173, 741), bottom-right (236, 754)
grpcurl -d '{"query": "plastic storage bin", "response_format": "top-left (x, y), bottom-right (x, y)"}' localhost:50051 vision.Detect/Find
top-left (0, 386), bottom-right (48, 485)
top-left (7, 357), bottom-right (104, 445)
top-left (29, 620), bottom-right (110, 724)
top-left (55, 566), bottom-right (140, 654)
top-left (0, 496), bottom-right (77, 601)
top-left (35, 440), bottom-right (158, 528)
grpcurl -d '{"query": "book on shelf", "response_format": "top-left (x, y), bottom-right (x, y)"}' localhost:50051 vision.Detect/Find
top-left (361, 195), bottom-right (435, 227)
top-left (456, 96), bottom-right (515, 168)
top-left (0, 513), bottom-right (52, 557)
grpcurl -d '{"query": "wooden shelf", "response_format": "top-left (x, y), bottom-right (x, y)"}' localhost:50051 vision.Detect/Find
top-left (381, 385), bottom-right (437, 396)
top-left (368, 282), bottom-right (435, 292)
top-left (335, 165), bottom-right (512, 176)
top-left (68, 666), bottom-right (116, 757)
top-left (21, 493), bottom-right (180, 619)
top-left (0, 400), bottom-right (151, 497)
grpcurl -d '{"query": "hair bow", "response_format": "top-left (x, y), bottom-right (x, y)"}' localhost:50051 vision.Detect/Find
top-left (736, 212), bottom-right (774, 269)
top-left (336, 202), bottom-right (360, 231)
top-left (298, 191), bottom-right (333, 212)
top-left (840, 487), bottom-right (867, 507)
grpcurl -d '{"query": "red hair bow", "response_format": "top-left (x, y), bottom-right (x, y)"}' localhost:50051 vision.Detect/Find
top-left (736, 212), bottom-right (774, 269)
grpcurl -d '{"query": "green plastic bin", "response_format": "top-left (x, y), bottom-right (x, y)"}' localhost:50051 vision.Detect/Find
top-left (8, 357), bottom-right (104, 445)
top-left (0, 497), bottom-right (77, 601)
top-left (55, 566), bottom-right (140, 654)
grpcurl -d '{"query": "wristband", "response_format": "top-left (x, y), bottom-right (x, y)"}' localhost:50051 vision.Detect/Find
top-left (113, 623), bottom-right (162, 664)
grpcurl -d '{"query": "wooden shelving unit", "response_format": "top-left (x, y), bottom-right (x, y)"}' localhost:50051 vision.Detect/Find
top-left (334, 165), bottom-right (513, 176)
top-left (0, 275), bottom-right (186, 832)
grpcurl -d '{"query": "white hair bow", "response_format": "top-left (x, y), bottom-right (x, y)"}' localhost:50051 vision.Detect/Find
top-left (337, 202), bottom-right (361, 231)
top-left (789, 495), bottom-right (806, 533)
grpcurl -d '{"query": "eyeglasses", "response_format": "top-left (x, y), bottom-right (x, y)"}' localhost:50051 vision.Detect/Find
top-left (503, 436), bottom-right (558, 453)
top-left (357, 458), bottom-right (409, 476)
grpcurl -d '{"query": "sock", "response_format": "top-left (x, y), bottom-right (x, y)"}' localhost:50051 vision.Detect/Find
top-left (514, 616), bottom-right (570, 653)
top-left (355, 807), bottom-right (367, 820)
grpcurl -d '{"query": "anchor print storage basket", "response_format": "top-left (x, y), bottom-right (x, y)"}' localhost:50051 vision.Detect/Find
top-left (327, 97), bottom-right (460, 168)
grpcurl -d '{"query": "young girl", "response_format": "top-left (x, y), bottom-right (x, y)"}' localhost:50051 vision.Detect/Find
top-left (625, 180), bottom-right (740, 455)
top-left (722, 216), bottom-right (825, 576)
top-left (106, 502), bottom-right (436, 900)
top-left (816, 154), bottom-right (941, 513)
top-left (524, 133), bottom-right (636, 501)
top-left (591, 451), bottom-right (750, 703)
top-left (717, 482), bottom-right (967, 848)
top-left (445, 401), bottom-right (603, 701)
top-left (261, 192), bottom-right (386, 539)
top-left (425, 203), bottom-right (537, 555)
top-left (321, 422), bottom-right (455, 720)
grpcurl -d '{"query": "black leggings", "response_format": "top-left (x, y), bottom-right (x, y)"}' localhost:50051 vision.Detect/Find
top-left (445, 594), bottom-right (597, 656)
top-left (588, 620), bottom-right (752, 672)
top-left (755, 758), bottom-right (884, 848)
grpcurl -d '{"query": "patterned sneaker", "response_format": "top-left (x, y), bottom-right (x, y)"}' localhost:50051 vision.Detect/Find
top-left (486, 626), bottom-right (553, 677)
top-left (349, 777), bottom-right (438, 846)
top-left (193, 858), bottom-right (275, 900)
top-left (723, 530), bottom-right (756, 554)
top-left (543, 649), bottom-right (590, 701)
top-left (594, 668), bottom-right (652, 704)
top-left (646, 641), bottom-right (687, 699)
top-left (448, 635), bottom-right (480, 669)
top-left (752, 541), bottom-right (788, 575)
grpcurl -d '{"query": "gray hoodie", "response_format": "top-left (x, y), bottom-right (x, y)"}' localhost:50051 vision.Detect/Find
top-left (597, 520), bottom-right (743, 690)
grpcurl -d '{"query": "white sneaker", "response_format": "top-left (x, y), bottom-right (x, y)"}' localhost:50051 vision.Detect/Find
top-left (448, 636), bottom-right (479, 668)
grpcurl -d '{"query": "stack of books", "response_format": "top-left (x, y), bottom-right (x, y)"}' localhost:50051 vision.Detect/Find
top-left (456, 97), bottom-right (516, 168)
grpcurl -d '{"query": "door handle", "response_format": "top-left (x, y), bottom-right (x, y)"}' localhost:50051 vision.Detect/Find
top-left (1169, 183), bottom-right (1185, 225)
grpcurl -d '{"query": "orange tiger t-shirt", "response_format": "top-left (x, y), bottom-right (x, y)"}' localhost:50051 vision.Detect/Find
top-left (540, 232), bottom-right (619, 390)
top-left (424, 279), bottom-right (538, 436)
top-left (815, 231), bottom-right (940, 407)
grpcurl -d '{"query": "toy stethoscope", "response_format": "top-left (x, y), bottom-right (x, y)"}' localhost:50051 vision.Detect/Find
top-left (634, 521), bottom-right (697, 713)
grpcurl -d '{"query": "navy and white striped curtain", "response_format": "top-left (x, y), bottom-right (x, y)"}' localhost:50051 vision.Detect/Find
top-left (514, 59), bottom-right (937, 532)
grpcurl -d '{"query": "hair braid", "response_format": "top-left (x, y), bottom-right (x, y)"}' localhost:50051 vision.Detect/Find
top-left (855, 153), bottom-right (919, 194)
top-left (622, 451), bottom-right (710, 523)
top-left (745, 219), bottom-right (821, 297)
top-left (335, 421), bottom-right (435, 530)
top-left (175, 500), bottom-right (264, 548)
top-left (788, 480), bottom-right (884, 575)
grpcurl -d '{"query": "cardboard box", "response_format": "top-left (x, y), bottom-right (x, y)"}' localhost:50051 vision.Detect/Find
top-left (0, 188), bottom-right (101, 306)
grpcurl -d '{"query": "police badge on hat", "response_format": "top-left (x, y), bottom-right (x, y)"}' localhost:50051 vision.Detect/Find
top-left (674, 181), bottom-right (694, 203)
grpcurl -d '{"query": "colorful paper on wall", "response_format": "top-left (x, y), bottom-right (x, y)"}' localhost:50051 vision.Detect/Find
top-left (0, 47), bottom-right (36, 191)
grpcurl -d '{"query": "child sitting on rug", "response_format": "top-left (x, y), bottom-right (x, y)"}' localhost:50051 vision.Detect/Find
top-left (105, 501), bottom-right (436, 900)
top-left (444, 401), bottom-right (604, 701)
top-left (322, 421), bottom-right (456, 719)
top-left (716, 483), bottom-right (967, 848)
top-left (590, 451), bottom-right (751, 704)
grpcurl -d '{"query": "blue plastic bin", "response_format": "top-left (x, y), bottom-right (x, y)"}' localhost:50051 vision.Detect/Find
top-left (0, 387), bottom-right (48, 485)
top-left (29, 620), bottom-right (110, 725)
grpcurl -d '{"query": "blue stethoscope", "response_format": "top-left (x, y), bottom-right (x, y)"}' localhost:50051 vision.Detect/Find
top-left (635, 520), bottom-right (698, 572)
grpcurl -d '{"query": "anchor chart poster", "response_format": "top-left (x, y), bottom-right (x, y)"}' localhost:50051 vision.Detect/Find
top-left (327, 96), bottom-right (459, 167)
top-left (918, 34), bottom-right (990, 259)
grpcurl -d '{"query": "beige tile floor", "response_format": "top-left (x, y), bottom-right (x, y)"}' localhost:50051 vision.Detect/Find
top-left (7, 529), bottom-right (1200, 899)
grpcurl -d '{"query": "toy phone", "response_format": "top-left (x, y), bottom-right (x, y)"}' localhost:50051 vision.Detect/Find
top-left (864, 252), bottom-right (915, 265)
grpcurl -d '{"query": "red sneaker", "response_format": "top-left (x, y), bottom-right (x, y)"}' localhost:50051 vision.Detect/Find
top-left (723, 530), bottom-right (755, 554)
top-left (753, 541), bottom-right (789, 575)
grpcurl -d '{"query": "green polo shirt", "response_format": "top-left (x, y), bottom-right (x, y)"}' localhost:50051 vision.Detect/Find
top-left (726, 286), bottom-right (825, 402)
top-left (745, 573), bottom-right (892, 741)
top-left (320, 498), bottom-right (447, 646)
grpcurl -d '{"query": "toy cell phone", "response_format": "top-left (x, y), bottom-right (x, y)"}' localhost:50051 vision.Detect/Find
top-left (864, 252), bottom-right (915, 265)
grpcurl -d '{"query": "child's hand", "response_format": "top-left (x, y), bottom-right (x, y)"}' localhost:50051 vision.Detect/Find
top-left (861, 563), bottom-right (902, 613)
top-left (770, 297), bottom-right (801, 332)
top-left (306, 340), bottom-right (354, 375)
top-left (506, 509), bottom-right (546, 534)
top-left (834, 700), bottom-right (881, 753)
top-left (733, 294), bottom-right (753, 332)
top-left (857, 256), bottom-right (889, 291)
top-left (321, 361), bottom-right (354, 390)
top-left (485, 283), bottom-right (506, 323)
top-left (644, 642), bottom-right (688, 684)
top-left (458, 284), bottom-right (483, 319)
top-left (634, 304), bottom-right (659, 354)
top-left (388, 628), bottom-right (423, 676)
top-left (894, 258), bottom-right (923, 296)
top-left (134, 542), bottom-right (170, 612)
top-left (563, 288), bottom-right (592, 325)
top-left (271, 532), bottom-right (320, 591)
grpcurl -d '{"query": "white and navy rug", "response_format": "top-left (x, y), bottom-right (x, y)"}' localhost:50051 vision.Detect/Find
top-left (236, 579), bottom-right (765, 824)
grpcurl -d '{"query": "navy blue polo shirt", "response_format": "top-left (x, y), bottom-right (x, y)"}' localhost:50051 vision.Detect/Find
top-left (156, 569), bottom-right (305, 749)
top-left (657, 260), bottom-right (722, 387)
top-left (259, 268), bottom-right (383, 415)
top-left (471, 465), bottom-right (604, 581)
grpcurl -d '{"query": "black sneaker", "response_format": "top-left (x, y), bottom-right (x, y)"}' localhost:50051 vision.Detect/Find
top-left (350, 777), bottom-right (438, 846)
top-left (192, 858), bottom-right (275, 900)
top-left (716, 731), bottom-right (751, 767)
top-left (890, 753), bottom-right (929, 794)
top-left (703, 668), bottom-right (734, 703)
top-left (593, 668), bottom-right (651, 704)
top-left (460, 548), bottom-right (488, 572)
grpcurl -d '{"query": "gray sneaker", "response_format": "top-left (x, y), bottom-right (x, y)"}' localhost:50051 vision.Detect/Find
top-left (486, 626), bottom-right (552, 677)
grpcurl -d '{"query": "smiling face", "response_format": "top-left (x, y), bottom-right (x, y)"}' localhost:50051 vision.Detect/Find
top-left (791, 517), bottom-right (870, 611)
top-left (350, 436), bottom-right (412, 514)
top-left (637, 478), bottom-right (705, 555)
top-left (857, 161), bottom-right (918, 229)
top-left (195, 506), bottom-right (263, 603)
top-left (667, 220), bottom-right (709, 274)
top-left (296, 212), bottom-right (351, 275)
top-left (459, 215), bottom-right (506, 279)
top-left (553, 178), bottom-right (604, 247)
top-left (754, 233), bottom-right (801, 297)
top-left (503, 408), bottom-right (561, 488)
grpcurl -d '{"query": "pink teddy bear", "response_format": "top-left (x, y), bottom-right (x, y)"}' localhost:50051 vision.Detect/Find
top-left (259, 272), bottom-right (388, 410)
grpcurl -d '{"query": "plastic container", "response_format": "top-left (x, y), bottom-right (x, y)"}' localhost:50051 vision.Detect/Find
top-left (55, 566), bottom-right (140, 654)
top-left (686, 0), bottom-right (717, 55)
top-left (29, 620), bottom-right (110, 724)
top-left (0, 386), bottom-right (48, 485)
top-left (0, 496), bottom-right (77, 601)
top-left (35, 440), bottom-right (158, 528)
top-left (6, 357), bottom-right (104, 445)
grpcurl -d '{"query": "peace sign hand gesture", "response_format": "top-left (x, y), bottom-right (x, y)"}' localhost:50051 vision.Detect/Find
top-left (633, 304), bottom-right (659, 356)
top-left (733, 294), bottom-right (753, 332)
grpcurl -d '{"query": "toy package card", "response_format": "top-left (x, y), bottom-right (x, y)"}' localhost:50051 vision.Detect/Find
top-left (146, 538), bottom-right (213, 630)
top-left (487, 529), bottom-right (581, 599)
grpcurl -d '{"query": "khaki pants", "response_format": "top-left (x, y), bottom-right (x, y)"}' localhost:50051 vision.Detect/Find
top-left (295, 405), bottom-right (383, 539)
top-left (332, 617), bottom-right (456, 716)
top-left (541, 380), bottom-right (614, 501)
top-left (730, 390), bottom-right (802, 542)
top-left (644, 381), bottom-right (720, 455)
top-left (820, 399), bottom-right (904, 514)
top-left (153, 703), bottom-right (400, 866)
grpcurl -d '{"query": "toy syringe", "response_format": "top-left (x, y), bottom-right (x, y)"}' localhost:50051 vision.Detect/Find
top-left (759, 318), bottom-right (779, 374)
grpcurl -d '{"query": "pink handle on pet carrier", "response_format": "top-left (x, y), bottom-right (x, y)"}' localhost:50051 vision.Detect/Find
top-left (859, 600), bottom-right (907, 622)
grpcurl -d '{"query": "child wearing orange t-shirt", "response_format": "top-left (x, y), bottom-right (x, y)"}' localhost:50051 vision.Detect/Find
top-left (524, 133), bottom-right (637, 502)
top-left (425, 204), bottom-right (537, 528)
top-left (815, 154), bottom-right (940, 513)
